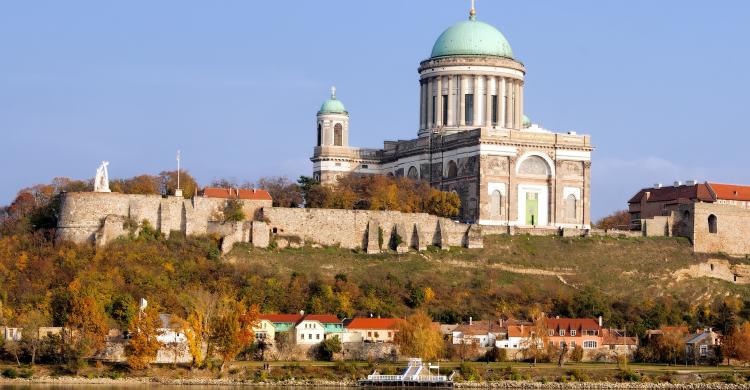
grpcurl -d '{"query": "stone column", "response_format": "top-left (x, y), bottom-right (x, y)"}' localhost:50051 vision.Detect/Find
top-left (514, 81), bottom-right (522, 129)
top-left (500, 77), bottom-right (507, 129)
top-left (519, 80), bottom-right (525, 127)
top-left (419, 80), bottom-right (426, 130)
top-left (553, 160), bottom-right (563, 225)
top-left (426, 77), bottom-right (434, 130)
top-left (508, 156), bottom-right (517, 225)
top-left (583, 161), bottom-right (592, 227)
top-left (447, 75), bottom-right (454, 127)
top-left (485, 75), bottom-right (493, 127)
top-left (473, 75), bottom-right (481, 127)
top-left (506, 79), bottom-right (514, 129)
top-left (436, 76), bottom-right (443, 127)
top-left (459, 75), bottom-right (466, 126)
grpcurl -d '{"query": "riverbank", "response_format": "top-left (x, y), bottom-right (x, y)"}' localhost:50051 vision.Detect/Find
top-left (1, 376), bottom-right (750, 389)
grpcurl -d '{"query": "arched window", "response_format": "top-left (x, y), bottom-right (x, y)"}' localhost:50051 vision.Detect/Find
top-left (708, 214), bottom-right (717, 234)
top-left (490, 190), bottom-right (502, 217)
top-left (317, 124), bottom-right (322, 146)
top-left (518, 155), bottom-right (551, 176)
top-left (565, 194), bottom-right (577, 220)
top-left (446, 160), bottom-right (458, 178)
top-left (407, 166), bottom-right (419, 180)
top-left (334, 123), bottom-right (343, 146)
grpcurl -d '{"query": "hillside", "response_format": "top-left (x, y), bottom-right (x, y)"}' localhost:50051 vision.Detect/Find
top-left (1, 230), bottom-right (748, 338)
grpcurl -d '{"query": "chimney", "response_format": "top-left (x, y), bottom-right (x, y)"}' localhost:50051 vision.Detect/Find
top-left (299, 310), bottom-right (305, 316)
top-left (598, 316), bottom-right (603, 327)
top-left (674, 181), bottom-right (682, 187)
top-left (521, 324), bottom-right (524, 333)
top-left (654, 183), bottom-right (662, 189)
top-left (469, 317), bottom-right (473, 326)
top-left (685, 180), bottom-right (697, 186)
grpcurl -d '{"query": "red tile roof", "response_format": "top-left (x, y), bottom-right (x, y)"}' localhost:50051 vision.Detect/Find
top-left (453, 320), bottom-right (506, 336)
top-left (707, 182), bottom-right (750, 202)
top-left (545, 318), bottom-right (601, 332)
top-left (259, 314), bottom-right (303, 323)
top-left (302, 314), bottom-right (340, 324)
top-left (507, 325), bottom-right (533, 338)
top-left (346, 318), bottom-right (399, 330)
top-left (203, 187), bottom-right (272, 201)
top-left (628, 183), bottom-right (713, 204)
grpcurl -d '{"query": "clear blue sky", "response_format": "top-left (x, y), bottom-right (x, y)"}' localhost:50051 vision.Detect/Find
top-left (1, 0), bottom-right (748, 219)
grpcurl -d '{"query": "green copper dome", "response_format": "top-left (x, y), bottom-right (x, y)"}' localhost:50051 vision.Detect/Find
top-left (522, 115), bottom-right (531, 128)
top-left (431, 17), bottom-right (513, 59)
top-left (318, 86), bottom-right (347, 115)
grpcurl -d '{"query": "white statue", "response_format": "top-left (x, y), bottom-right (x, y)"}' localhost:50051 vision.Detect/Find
top-left (94, 161), bottom-right (111, 193)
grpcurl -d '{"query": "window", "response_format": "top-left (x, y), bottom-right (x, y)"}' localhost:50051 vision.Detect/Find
top-left (446, 160), bottom-right (458, 178)
top-left (570, 341), bottom-right (576, 348)
top-left (560, 341), bottom-right (565, 348)
top-left (490, 190), bottom-right (503, 217)
top-left (362, 164), bottom-right (368, 169)
top-left (548, 330), bottom-right (554, 337)
top-left (700, 345), bottom-right (708, 357)
top-left (432, 96), bottom-right (436, 125)
top-left (491, 95), bottom-right (498, 125)
top-left (334, 123), bottom-right (343, 146)
top-left (388, 332), bottom-right (392, 338)
top-left (708, 214), bottom-right (717, 234)
top-left (316, 334), bottom-right (320, 340)
top-left (571, 330), bottom-right (576, 337)
top-left (308, 334), bottom-right (312, 340)
top-left (317, 124), bottom-right (322, 146)
top-left (566, 194), bottom-right (577, 220)
top-left (465, 94), bottom-right (474, 125)
top-left (442, 95), bottom-right (449, 125)
top-left (407, 166), bottom-right (419, 180)
top-left (368, 331), bottom-right (372, 337)
top-left (300, 334), bottom-right (304, 340)
top-left (559, 329), bottom-right (565, 336)
top-left (583, 341), bottom-right (597, 349)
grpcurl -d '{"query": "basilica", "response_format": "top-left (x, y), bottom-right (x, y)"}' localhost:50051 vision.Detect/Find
top-left (311, 5), bottom-right (592, 228)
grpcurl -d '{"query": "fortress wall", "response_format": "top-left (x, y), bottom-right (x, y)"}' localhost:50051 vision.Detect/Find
top-left (692, 203), bottom-right (750, 256)
top-left (56, 192), bottom-right (270, 244)
top-left (262, 207), bottom-right (473, 250)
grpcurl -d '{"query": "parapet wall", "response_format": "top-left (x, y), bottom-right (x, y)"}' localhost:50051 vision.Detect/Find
top-left (690, 203), bottom-right (750, 256)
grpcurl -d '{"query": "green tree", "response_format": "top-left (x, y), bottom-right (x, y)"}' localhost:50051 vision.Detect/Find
top-left (318, 335), bottom-right (342, 361)
top-left (223, 199), bottom-right (246, 222)
top-left (19, 309), bottom-right (49, 365)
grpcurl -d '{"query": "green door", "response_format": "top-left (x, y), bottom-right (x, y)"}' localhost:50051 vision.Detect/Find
top-left (525, 192), bottom-right (539, 226)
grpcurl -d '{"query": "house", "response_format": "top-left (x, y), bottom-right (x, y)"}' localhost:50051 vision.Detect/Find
top-left (685, 328), bottom-right (721, 364)
top-left (545, 317), bottom-right (603, 351)
top-left (155, 313), bottom-right (191, 364)
top-left (1, 327), bottom-right (22, 342)
top-left (495, 324), bottom-right (534, 350)
top-left (345, 318), bottom-right (399, 343)
top-left (252, 319), bottom-right (276, 345)
top-left (601, 328), bottom-right (638, 356)
top-left (294, 314), bottom-right (343, 345)
top-left (452, 318), bottom-right (506, 348)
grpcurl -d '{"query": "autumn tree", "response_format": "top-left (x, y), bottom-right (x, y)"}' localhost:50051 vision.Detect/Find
top-left (209, 301), bottom-right (259, 371)
top-left (182, 288), bottom-right (219, 368)
top-left (223, 199), bottom-right (246, 222)
top-left (110, 175), bottom-right (161, 195)
top-left (523, 311), bottom-right (549, 365)
top-left (125, 305), bottom-right (163, 370)
top-left (594, 210), bottom-right (631, 230)
top-left (424, 189), bottom-right (461, 218)
top-left (63, 294), bottom-right (109, 372)
top-left (19, 308), bottom-right (49, 365)
top-left (395, 310), bottom-right (444, 361)
top-left (256, 177), bottom-right (303, 207)
top-left (159, 170), bottom-right (199, 198)
top-left (724, 322), bottom-right (750, 364)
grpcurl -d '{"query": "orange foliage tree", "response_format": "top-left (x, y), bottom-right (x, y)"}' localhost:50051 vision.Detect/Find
top-left (125, 305), bottom-right (163, 370)
top-left (209, 300), bottom-right (259, 371)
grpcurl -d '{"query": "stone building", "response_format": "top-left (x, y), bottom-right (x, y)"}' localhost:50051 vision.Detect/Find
top-left (628, 181), bottom-right (750, 256)
top-left (312, 5), bottom-right (593, 228)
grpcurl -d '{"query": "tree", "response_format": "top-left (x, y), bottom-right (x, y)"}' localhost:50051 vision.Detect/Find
top-left (209, 301), bottom-right (259, 371)
top-left (523, 312), bottom-right (549, 365)
top-left (3, 339), bottom-right (21, 366)
top-left (256, 177), bottom-right (303, 207)
top-left (570, 344), bottom-right (584, 362)
top-left (125, 305), bottom-right (163, 370)
top-left (110, 175), bottom-right (161, 195)
top-left (425, 189), bottom-right (461, 218)
top-left (159, 170), bottom-right (199, 198)
top-left (318, 335), bottom-right (342, 361)
top-left (63, 294), bottom-right (109, 372)
top-left (182, 288), bottom-right (219, 368)
top-left (594, 210), bottom-right (631, 230)
top-left (395, 310), bottom-right (444, 361)
top-left (223, 199), bottom-right (246, 222)
top-left (19, 309), bottom-right (48, 365)
top-left (724, 322), bottom-right (750, 364)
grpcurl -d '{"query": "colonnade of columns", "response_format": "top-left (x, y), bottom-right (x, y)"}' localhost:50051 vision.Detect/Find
top-left (419, 74), bottom-right (523, 132)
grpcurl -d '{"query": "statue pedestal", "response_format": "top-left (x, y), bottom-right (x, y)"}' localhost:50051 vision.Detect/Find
top-left (174, 189), bottom-right (183, 197)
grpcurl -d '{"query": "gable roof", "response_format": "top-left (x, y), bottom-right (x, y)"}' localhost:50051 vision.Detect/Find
top-left (346, 318), bottom-right (399, 330)
top-left (453, 320), bottom-right (505, 336)
top-left (545, 318), bottom-right (601, 331)
top-left (628, 183), bottom-right (714, 204)
top-left (707, 182), bottom-right (750, 202)
top-left (202, 187), bottom-right (272, 201)
top-left (507, 325), bottom-right (532, 338)
top-left (259, 314), bottom-right (304, 323)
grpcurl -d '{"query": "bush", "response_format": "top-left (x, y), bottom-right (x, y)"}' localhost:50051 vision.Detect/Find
top-left (566, 369), bottom-right (590, 382)
top-left (318, 336), bottom-right (342, 361)
top-left (486, 346), bottom-right (507, 362)
top-left (2, 368), bottom-right (18, 379)
top-left (459, 361), bottom-right (480, 382)
top-left (616, 369), bottom-right (640, 382)
top-left (223, 199), bottom-right (246, 222)
top-left (18, 369), bottom-right (33, 379)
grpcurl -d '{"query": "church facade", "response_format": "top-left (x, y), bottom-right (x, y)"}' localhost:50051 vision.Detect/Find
top-left (311, 6), bottom-right (592, 228)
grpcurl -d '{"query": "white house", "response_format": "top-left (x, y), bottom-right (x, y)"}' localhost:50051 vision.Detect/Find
top-left (451, 318), bottom-right (505, 348)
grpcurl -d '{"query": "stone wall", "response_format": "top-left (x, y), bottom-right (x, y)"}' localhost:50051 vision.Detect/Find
top-left (689, 203), bottom-right (750, 256)
top-left (261, 207), bottom-right (478, 251)
top-left (56, 191), bottom-right (271, 246)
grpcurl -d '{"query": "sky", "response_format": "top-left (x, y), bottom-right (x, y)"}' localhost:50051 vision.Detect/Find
top-left (1, 0), bottom-right (749, 220)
